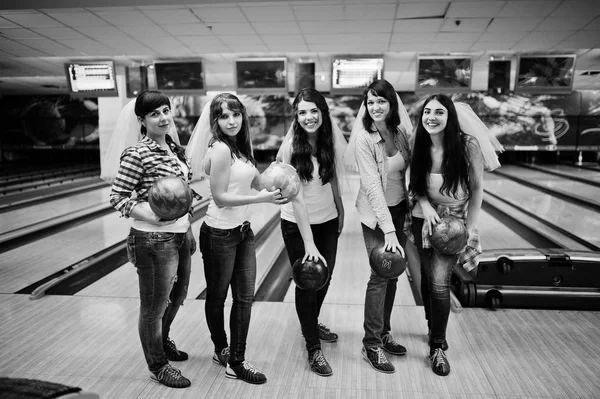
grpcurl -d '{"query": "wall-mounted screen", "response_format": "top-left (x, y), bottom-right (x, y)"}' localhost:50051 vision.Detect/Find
top-left (515, 55), bottom-right (576, 94)
top-left (64, 61), bottom-right (118, 98)
top-left (125, 66), bottom-right (148, 98)
top-left (331, 56), bottom-right (384, 95)
top-left (154, 61), bottom-right (205, 94)
top-left (416, 57), bottom-right (471, 92)
top-left (235, 58), bottom-right (287, 94)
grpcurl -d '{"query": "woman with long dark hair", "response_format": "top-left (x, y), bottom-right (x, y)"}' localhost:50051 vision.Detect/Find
top-left (276, 88), bottom-right (346, 376)
top-left (409, 93), bottom-right (502, 377)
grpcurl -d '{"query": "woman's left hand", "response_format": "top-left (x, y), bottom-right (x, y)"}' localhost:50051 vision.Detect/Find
top-left (186, 227), bottom-right (197, 255)
top-left (337, 207), bottom-right (345, 234)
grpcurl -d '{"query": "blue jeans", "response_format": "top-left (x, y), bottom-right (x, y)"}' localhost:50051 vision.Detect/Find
top-left (281, 217), bottom-right (339, 353)
top-left (361, 201), bottom-right (407, 349)
top-left (127, 227), bottom-right (192, 373)
top-left (199, 221), bottom-right (256, 366)
top-left (411, 217), bottom-right (454, 348)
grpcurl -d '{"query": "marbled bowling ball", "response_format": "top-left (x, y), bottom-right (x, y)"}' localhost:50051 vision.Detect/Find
top-left (292, 258), bottom-right (329, 291)
top-left (430, 216), bottom-right (468, 255)
top-left (148, 177), bottom-right (193, 220)
top-left (259, 161), bottom-right (301, 201)
top-left (369, 244), bottom-right (406, 279)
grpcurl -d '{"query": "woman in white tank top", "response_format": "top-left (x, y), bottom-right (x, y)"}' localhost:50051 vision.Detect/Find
top-left (189, 93), bottom-right (286, 385)
top-left (275, 89), bottom-right (346, 377)
top-left (409, 94), bottom-right (485, 377)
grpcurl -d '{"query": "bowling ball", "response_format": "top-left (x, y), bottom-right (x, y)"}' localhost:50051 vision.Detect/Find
top-left (430, 216), bottom-right (468, 255)
top-left (369, 244), bottom-right (406, 279)
top-left (259, 161), bottom-right (301, 201)
top-left (292, 258), bottom-right (329, 291)
top-left (148, 176), bottom-right (193, 220)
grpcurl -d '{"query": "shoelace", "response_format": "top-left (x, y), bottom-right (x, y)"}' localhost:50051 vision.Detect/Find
top-left (431, 349), bottom-right (447, 368)
top-left (384, 336), bottom-right (399, 346)
top-left (318, 323), bottom-right (330, 333)
top-left (165, 339), bottom-right (179, 353)
top-left (312, 351), bottom-right (327, 367)
top-left (241, 361), bottom-right (259, 374)
top-left (221, 347), bottom-right (230, 356)
top-left (157, 365), bottom-right (183, 381)
top-left (372, 347), bottom-right (389, 364)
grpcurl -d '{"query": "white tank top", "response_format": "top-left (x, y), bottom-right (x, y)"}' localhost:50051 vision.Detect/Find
top-left (281, 157), bottom-right (338, 224)
top-left (385, 151), bottom-right (406, 207)
top-left (205, 157), bottom-right (257, 229)
top-left (412, 173), bottom-right (468, 218)
top-left (133, 156), bottom-right (191, 233)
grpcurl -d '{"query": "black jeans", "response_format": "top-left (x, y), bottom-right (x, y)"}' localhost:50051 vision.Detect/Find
top-left (281, 217), bottom-right (339, 353)
top-left (411, 217), bottom-right (454, 348)
top-left (199, 221), bottom-right (256, 366)
top-left (360, 201), bottom-right (407, 348)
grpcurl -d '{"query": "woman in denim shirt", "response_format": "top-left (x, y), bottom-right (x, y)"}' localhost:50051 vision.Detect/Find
top-left (348, 79), bottom-right (415, 374)
top-left (108, 90), bottom-right (197, 389)
top-left (187, 93), bottom-right (286, 385)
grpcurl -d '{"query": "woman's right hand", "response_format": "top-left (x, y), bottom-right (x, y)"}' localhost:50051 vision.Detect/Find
top-left (384, 232), bottom-right (405, 257)
top-left (135, 202), bottom-right (177, 226)
top-left (421, 201), bottom-right (441, 236)
top-left (302, 241), bottom-right (327, 266)
top-left (258, 188), bottom-right (289, 205)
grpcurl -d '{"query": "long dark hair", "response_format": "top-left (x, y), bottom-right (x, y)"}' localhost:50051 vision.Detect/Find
top-left (134, 90), bottom-right (185, 159)
top-left (291, 88), bottom-right (335, 184)
top-left (209, 93), bottom-right (256, 166)
top-left (409, 94), bottom-right (470, 199)
top-left (361, 79), bottom-right (400, 133)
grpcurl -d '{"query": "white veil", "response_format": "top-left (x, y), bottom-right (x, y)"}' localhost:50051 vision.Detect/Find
top-left (100, 98), bottom-right (181, 184)
top-left (454, 102), bottom-right (504, 171)
top-left (344, 93), bottom-right (413, 172)
top-left (185, 101), bottom-right (213, 180)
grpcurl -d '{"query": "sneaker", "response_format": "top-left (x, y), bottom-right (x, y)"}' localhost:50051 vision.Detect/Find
top-left (427, 329), bottom-right (449, 351)
top-left (151, 364), bottom-right (191, 388)
top-left (382, 334), bottom-right (407, 356)
top-left (308, 350), bottom-right (333, 377)
top-left (318, 323), bottom-right (338, 343)
top-left (226, 361), bottom-right (267, 384)
top-left (429, 348), bottom-right (451, 376)
top-left (361, 346), bottom-right (395, 374)
top-left (163, 338), bottom-right (188, 362)
top-left (213, 347), bottom-right (230, 367)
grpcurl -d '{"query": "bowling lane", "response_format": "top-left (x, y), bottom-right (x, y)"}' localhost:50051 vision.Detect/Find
top-left (484, 173), bottom-right (600, 248)
top-left (0, 185), bottom-right (111, 235)
top-left (538, 164), bottom-right (600, 184)
top-left (0, 179), bottom-right (209, 295)
top-left (75, 201), bottom-right (281, 300)
top-left (497, 165), bottom-right (600, 207)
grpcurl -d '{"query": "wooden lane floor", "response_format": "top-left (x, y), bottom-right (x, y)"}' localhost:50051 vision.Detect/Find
top-left (530, 163), bottom-right (600, 184)
top-left (1, 293), bottom-right (599, 398)
top-left (75, 201), bottom-right (282, 300)
top-left (0, 179), bottom-right (210, 295)
top-left (484, 173), bottom-right (600, 249)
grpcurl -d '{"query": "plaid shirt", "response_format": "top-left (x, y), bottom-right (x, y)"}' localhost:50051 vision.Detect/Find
top-left (419, 201), bottom-right (482, 272)
top-left (109, 135), bottom-right (195, 218)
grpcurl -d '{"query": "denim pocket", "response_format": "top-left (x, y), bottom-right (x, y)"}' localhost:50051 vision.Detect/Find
top-left (126, 235), bottom-right (136, 265)
top-left (150, 232), bottom-right (176, 242)
top-left (210, 227), bottom-right (232, 238)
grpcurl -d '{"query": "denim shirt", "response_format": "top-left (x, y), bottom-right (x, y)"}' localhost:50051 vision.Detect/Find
top-left (354, 125), bottom-right (411, 234)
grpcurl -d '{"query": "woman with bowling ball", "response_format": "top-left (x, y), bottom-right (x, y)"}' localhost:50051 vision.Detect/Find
top-left (409, 93), bottom-right (502, 376)
top-left (346, 79), bottom-right (415, 374)
top-left (186, 93), bottom-right (287, 385)
top-left (106, 90), bottom-right (197, 389)
top-left (275, 88), bottom-right (347, 377)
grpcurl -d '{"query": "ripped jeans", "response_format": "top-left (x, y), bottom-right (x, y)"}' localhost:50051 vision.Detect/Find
top-left (127, 227), bottom-right (192, 373)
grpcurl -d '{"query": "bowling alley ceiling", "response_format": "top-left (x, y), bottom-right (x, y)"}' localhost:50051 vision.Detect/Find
top-left (1, 0), bottom-right (600, 95)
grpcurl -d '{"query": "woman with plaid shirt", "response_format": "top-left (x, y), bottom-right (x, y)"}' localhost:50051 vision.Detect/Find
top-left (109, 91), bottom-right (196, 389)
top-left (409, 94), bottom-right (486, 377)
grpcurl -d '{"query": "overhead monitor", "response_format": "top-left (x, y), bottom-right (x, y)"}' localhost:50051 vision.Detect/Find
top-left (153, 60), bottom-right (205, 94)
top-left (125, 66), bottom-right (148, 98)
top-left (515, 55), bottom-right (576, 94)
top-left (235, 58), bottom-right (287, 94)
top-left (416, 56), bottom-right (472, 92)
top-left (331, 55), bottom-right (384, 95)
top-left (64, 61), bottom-right (119, 98)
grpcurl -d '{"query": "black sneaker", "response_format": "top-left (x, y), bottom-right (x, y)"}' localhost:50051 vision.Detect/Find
top-left (427, 329), bottom-right (449, 351)
top-left (212, 347), bottom-right (230, 367)
top-left (151, 364), bottom-right (191, 388)
top-left (226, 361), bottom-right (267, 384)
top-left (429, 348), bottom-right (451, 376)
top-left (382, 334), bottom-right (407, 356)
top-left (318, 323), bottom-right (338, 343)
top-left (308, 350), bottom-right (333, 377)
top-left (163, 338), bottom-right (188, 362)
top-left (361, 346), bottom-right (395, 374)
